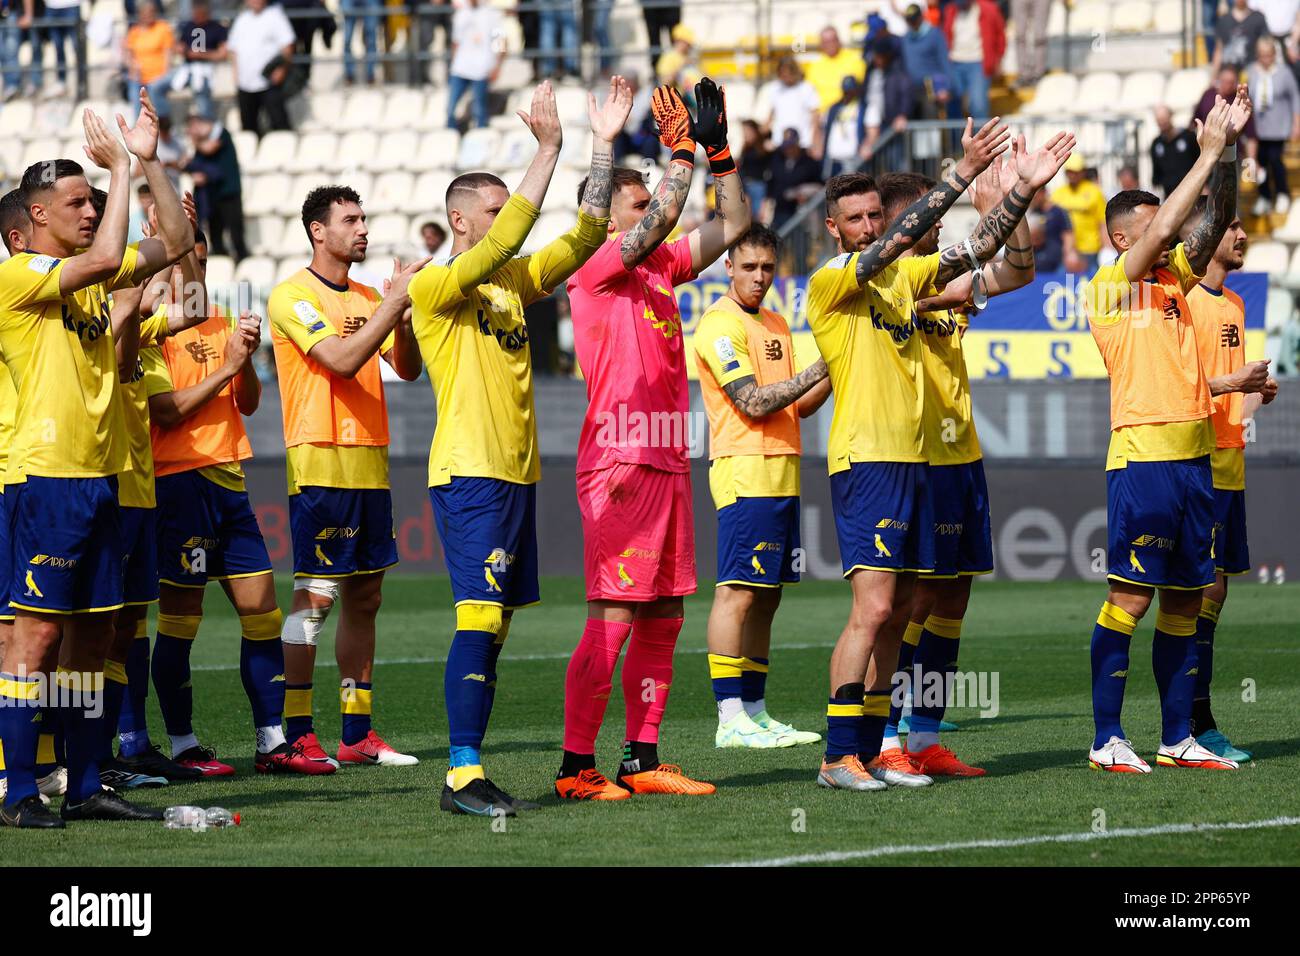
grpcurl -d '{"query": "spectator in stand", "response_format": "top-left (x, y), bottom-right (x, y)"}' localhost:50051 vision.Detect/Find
top-left (1051, 155), bottom-right (1107, 272)
top-left (124, 1), bottom-right (176, 117)
top-left (414, 0), bottom-right (453, 85)
top-left (127, 182), bottom-right (154, 244)
top-left (613, 74), bottom-right (659, 160)
top-left (859, 33), bottom-right (912, 166)
top-left (539, 0), bottom-right (579, 80)
top-left (420, 220), bottom-right (448, 257)
top-left (175, 0), bottom-right (229, 122)
top-left (739, 118), bottom-right (771, 216)
top-left (1010, 0), bottom-right (1051, 88)
top-left (807, 26), bottom-right (865, 112)
top-left (590, 0), bottom-right (617, 76)
top-left (1196, 65), bottom-right (1259, 159)
top-left (639, 0), bottom-right (682, 73)
top-left (1213, 0), bottom-right (1270, 72)
top-left (1203, 0), bottom-right (1220, 62)
top-left (760, 54), bottom-right (821, 151)
top-left (447, 0), bottom-right (502, 130)
top-left (228, 0), bottom-right (296, 135)
top-left (185, 112), bottom-right (249, 261)
top-left (900, 2), bottom-right (952, 119)
top-left (1028, 187), bottom-right (1080, 273)
top-left (823, 75), bottom-right (864, 177)
top-left (1249, 35), bottom-right (1300, 214)
top-left (132, 115), bottom-right (185, 191)
top-left (341, 0), bottom-right (381, 85)
top-left (1116, 165), bottom-right (1140, 192)
top-left (0, 0), bottom-right (35, 101)
top-left (656, 23), bottom-right (699, 88)
top-left (1150, 104), bottom-right (1200, 196)
top-left (942, 0), bottom-right (1004, 122)
top-left (766, 128), bottom-right (823, 230)
top-left (280, 0), bottom-right (336, 87)
top-left (41, 0), bottom-right (81, 96)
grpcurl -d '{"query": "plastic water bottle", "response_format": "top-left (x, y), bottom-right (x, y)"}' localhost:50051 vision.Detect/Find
top-left (163, 806), bottom-right (205, 829)
top-left (204, 807), bottom-right (240, 828)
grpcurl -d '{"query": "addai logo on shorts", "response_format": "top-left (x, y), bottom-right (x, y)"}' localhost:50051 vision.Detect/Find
top-left (49, 885), bottom-right (151, 936)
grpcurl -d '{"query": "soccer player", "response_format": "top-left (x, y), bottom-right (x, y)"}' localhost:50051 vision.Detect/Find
top-left (267, 186), bottom-right (426, 770)
top-left (692, 224), bottom-right (830, 749)
top-left (1181, 204), bottom-right (1277, 762)
top-left (805, 121), bottom-right (1074, 792)
top-left (873, 156), bottom-right (1039, 778)
top-left (556, 77), bottom-right (750, 801)
top-left (1082, 90), bottom-right (1261, 774)
top-left (0, 92), bottom-right (194, 828)
top-left (143, 233), bottom-right (311, 775)
top-left (411, 78), bottom-right (633, 817)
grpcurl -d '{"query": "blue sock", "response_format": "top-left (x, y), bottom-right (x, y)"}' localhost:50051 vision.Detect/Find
top-left (59, 672), bottom-right (105, 804)
top-left (482, 639), bottom-right (506, 737)
top-left (740, 656), bottom-right (769, 705)
top-left (825, 684), bottom-right (865, 759)
top-left (100, 661), bottom-right (129, 763)
top-left (285, 684), bottom-right (314, 742)
top-left (1153, 611), bottom-right (1198, 747)
top-left (911, 615), bottom-right (963, 735)
top-left (239, 636), bottom-right (286, 729)
top-left (445, 630), bottom-right (496, 753)
top-left (0, 673), bottom-right (42, 806)
top-left (1193, 598), bottom-right (1220, 731)
top-left (341, 680), bottom-right (372, 746)
top-left (858, 688), bottom-right (891, 761)
top-left (152, 632), bottom-right (195, 738)
top-left (707, 654), bottom-right (744, 702)
top-left (887, 623), bottom-right (923, 738)
top-left (1091, 602), bottom-right (1137, 749)
top-left (34, 710), bottom-right (59, 777)
top-left (117, 633), bottom-right (152, 757)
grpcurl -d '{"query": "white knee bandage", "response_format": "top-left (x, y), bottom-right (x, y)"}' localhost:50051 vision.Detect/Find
top-left (282, 578), bottom-right (339, 646)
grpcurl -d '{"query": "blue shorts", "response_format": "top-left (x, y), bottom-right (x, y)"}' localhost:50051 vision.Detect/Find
top-left (121, 506), bottom-right (159, 606)
top-left (1212, 488), bottom-right (1250, 576)
top-left (830, 461), bottom-right (935, 576)
top-left (0, 488), bottom-right (11, 621)
top-left (430, 477), bottom-right (539, 609)
top-left (1106, 457), bottom-right (1215, 590)
top-left (716, 496), bottom-right (801, 587)
top-left (7, 476), bottom-right (123, 614)
top-left (926, 460), bottom-right (994, 578)
top-left (290, 486), bottom-right (398, 578)
top-left (155, 470), bottom-right (273, 588)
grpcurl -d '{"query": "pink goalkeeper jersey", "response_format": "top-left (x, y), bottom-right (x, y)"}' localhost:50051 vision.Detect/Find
top-left (568, 234), bottom-right (697, 474)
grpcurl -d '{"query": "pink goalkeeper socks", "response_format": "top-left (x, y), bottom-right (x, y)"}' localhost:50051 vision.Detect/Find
top-left (562, 618), bottom-right (633, 753)
top-left (622, 617), bottom-right (683, 745)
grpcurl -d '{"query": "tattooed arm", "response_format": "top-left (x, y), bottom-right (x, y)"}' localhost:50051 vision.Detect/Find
top-left (581, 76), bottom-right (632, 220)
top-left (1182, 157), bottom-right (1239, 276)
top-left (618, 162), bottom-right (693, 269)
top-left (722, 358), bottom-right (828, 420)
top-left (688, 164), bottom-right (753, 273)
top-left (852, 117), bottom-right (1009, 287)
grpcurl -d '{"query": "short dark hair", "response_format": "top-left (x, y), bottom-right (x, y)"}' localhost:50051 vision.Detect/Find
top-left (19, 158), bottom-right (86, 199)
top-left (877, 171), bottom-right (936, 221)
top-left (194, 228), bottom-right (208, 247)
top-left (446, 172), bottom-right (507, 211)
top-left (1105, 189), bottom-right (1160, 234)
top-left (420, 220), bottom-right (446, 236)
top-left (576, 166), bottom-right (646, 208)
top-left (301, 185), bottom-right (363, 242)
top-left (728, 223), bottom-right (779, 259)
top-left (0, 188), bottom-right (31, 255)
top-left (137, 182), bottom-right (152, 197)
top-left (90, 187), bottom-right (108, 220)
top-left (825, 172), bottom-right (878, 217)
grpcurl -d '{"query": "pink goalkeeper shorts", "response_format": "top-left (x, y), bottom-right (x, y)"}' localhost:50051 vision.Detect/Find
top-left (576, 462), bottom-right (696, 602)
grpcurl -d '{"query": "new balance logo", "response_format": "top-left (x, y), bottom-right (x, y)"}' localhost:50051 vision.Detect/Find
top-left (185, 341), bottom-right (218, 363)
top-left (1220, 324), bottom-right (1240, 348)
top-left (763, 339), bottom-right (783, 361)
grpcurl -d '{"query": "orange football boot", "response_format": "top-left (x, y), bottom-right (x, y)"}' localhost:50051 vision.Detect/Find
top-left (555, 768), bottom-right (631, 800)
top-left (617, 764), bottom-right (716, 795)
top-left (906, 743), bottom-right (986, 777)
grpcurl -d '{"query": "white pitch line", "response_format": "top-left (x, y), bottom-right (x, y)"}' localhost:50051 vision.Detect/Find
top-left (714, 816), bottom-right (1300, 867)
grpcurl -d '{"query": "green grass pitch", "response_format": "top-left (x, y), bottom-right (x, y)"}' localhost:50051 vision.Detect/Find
top-left (18, 576), bottom-right (1300, 866)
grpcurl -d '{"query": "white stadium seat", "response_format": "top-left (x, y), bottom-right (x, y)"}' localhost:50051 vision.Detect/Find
top-left (497, 127), bottom-right (537, 169)
top-left (21, 138), bottom-right (62, 170)
top-left (234, 255), bottom-right (276, 290)
top-left (1243, 241), bottom-right (1288, 275)
top-left (1111, 4), bottom-right (1153, 33)
top-left (1119, 71), bottom-right (1168, 114)
top-left (232, 130), bottom-right (259, 167)
top-left (415, 129), bottom-right (460, 171)
top-left (456, 129), bottom-right (500, 171)
top-left (1068, 1), bottom-right (1111, 35)
top-left (298, 92), bottom-right (345, 133)
top-left (378, 88), bottom-right (428, 131)
top-left (249, 131), bottom-right (297, 174)
top-left (204, 255), bottom-right (234, 288)
top-left (0, 101), bottom-right (35, 139)
top-left (1163, 69), bottom-right (1207, 113)
top-left (341, 90), bottom-right (388, 131)
top-left (288, 132), bottom-right (339, 174)
top-left (1022, 73), bottom-right (1078, 116)
top-left (1074, 71), bottom-right (1123, 115)
top-left (413, 171), bottom-right (450, 215)
top-left (370, 171), bottom-right (416, 214)
top-left (1271, 203), bottom-right (1300, 243)
top-left (372, 130), bottom-right (421, 173)
top-left (336, 131), bottom-right (380, 173)
top-left (245, 173), bottom-right (293, 217)
top-left (366, 213), bottom-right (410, 249)
top-left (249, 216), bottom-right (284, 257)
top-left (1287, 244), bottom-right (1300, 275)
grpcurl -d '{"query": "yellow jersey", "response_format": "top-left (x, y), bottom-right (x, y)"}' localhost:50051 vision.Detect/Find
top-left (917, 301), bottom-right (980, 466)
top-left (410, 201), bottom-right (607, 487)
top-left (693, 295), bottom-right (802, 509)
top-left (806, 251), bottom-right (940, 472)
top-left (1187, 283), bottom-right (1248, 491)
top-left (807, 50), bottom-right (866, 111)
top-left (268, 268), bottom-right (393, 495)
top-left (0, 246), bottom-right (141, 480)
top-left (117, 308), bottom-right (171, 508)
top-left (1051, 180), bottom-right (1108, 255)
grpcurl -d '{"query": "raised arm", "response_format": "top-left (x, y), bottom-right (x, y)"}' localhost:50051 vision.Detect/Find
top-left (121, 89), bottom-right (195, 279)
top-left (852, 116), bottom-right (1010, 287)
top-left (687, 77), bottom-right (753, 273)
top-left (1127, 88), bottom-right (1249, 281)
top-left (111, 282), bottom-right (146, 380)
top-left (511, 81), bottom-right (563, 212)
top-left (57, 110), bottom-right (131, 295)
top-left (618, 85), bottom-right (699, 269)
top-left (724, 357), bottom-right (829, 420)
top-left (934, 131), bottom-right (1074, 286)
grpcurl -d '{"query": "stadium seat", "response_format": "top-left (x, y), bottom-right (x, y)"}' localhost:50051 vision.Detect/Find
top-left (1119, 71), bottom-right (1168, 114)
top-left (337, 131), bottom-right (381, 173)
top-left (1163, 68), bottom-right (1208, 113)
top-left (1068, 1), bottom-right (1111, 35)
top-left (0, 100), bottom-right (35, 139)
top-left (370, 171), bottom-right (416, 214)
top-left (298, 92), bottom-right (345, 133)
top-left (366, 213), bottom-right (411, 250)
top-left (63, 100), bottom-right (107, 135)
top-left (413, 171), bottom-right (450, 214)
top-left (233, 255), bottom-right (276, 290)
top-left (21, 137), bottom-right (62, 170)
top-left (1287, 244), bottom-right (1300, 276)
top-left (1074, 71), bottom-right (1122, 115)
top-left (1272, 203), bottom-right (1300, 243)
top-left (544, 167), bottom-right (586, 215)
top-left (272, 219), bottom-right (309, 259)
top-left (246, 173), bottom-right (293, 217)
top-left (275, 256), bottom-right (303, 284)
top-left (415, 129), bottom-right (460, 171)
top-left (204, 254), bottom-right (234, 288)
top-left (248, 131), bottom-right (298, 174)
top-left (456, 129), bottom-right (500, 171)
top-left (372, 130), bottom-right (421, 173)
top-left (250, 216), bottom-right (284, 257)
top-left (232, 130), bottom-right (259, 168)
top-left (560, 128), bottom-right (594, 170)
top-left (378, 88), bottom-right (428, 131)
top-left (522, 211), bottom-right (574, 254)
top-left (288, 132), bottom-right (339, 174)
top-left (341, 89), bottom-right (388, 131)
top-left (1152, 0), bottom-right (1184, 35)
top-left (553, 86), bottom-right (592, 126)
top-left (497, 127), bottom-right (537, 169)
top-left (1022, 73), bottom-right (1078, 116)
top-left (0, 138), bottom-right (23, 179)
top-left (1111, 3), bottom-right (1153, 32)
top-left (1244, 241), bottom-right (1288, 274)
